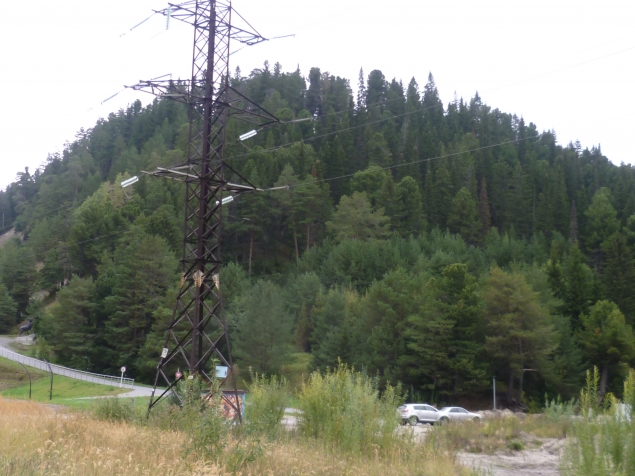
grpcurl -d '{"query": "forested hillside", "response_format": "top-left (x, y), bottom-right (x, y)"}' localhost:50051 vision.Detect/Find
top-left (2, 61), bottom-right (635, 407)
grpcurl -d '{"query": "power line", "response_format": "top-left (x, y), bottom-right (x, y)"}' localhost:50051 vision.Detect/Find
top-left (273, 133), bottom-right (542, 192)
top-left (0, 228), bottom-right (133, 266)
top-left (0, 204), bottom-right (75, 235)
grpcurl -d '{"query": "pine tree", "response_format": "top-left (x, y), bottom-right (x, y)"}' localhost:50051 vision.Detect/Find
top-left (578, 300), bottom-right (635, 396)
top-left (326, 192), bottom-right (390, 242)
top-left (483, 268), bottom-right (559, 406)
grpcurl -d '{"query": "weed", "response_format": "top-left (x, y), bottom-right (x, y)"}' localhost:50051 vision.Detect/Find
top-left (92, 397), bottom-right (135, 422)
top-left (562, 368), bottom-right (635, 475)
top-left (507, 441), bottom-right (524, 451)
top-left (242, 370), bottom-right (287, 438)
top-left (297, 362), bottom-right (410, 456)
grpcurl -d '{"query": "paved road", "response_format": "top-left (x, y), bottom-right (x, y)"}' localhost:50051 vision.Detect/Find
top-left (0, 335), bottom-right (154, 397)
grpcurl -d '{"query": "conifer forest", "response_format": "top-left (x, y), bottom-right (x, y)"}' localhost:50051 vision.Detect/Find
top-left (3, 63), bottom-right (635, 407)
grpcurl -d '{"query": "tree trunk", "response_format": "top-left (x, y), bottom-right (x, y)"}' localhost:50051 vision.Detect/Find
top-left (293, 231), bottom-right (300, 265)
top-left (306, 223), bottom-right (311, 251)
top-left (506, 371), bottom-right (515, 408)
top-left (517, 371), bottom-right (524, 407)
top-left (248, 228), bottom-right (254, 278)
top-left (600, 364), bottom-right (609, 398)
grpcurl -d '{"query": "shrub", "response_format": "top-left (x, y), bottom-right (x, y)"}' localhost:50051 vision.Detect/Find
top-left (170, 372), bottom-right (231, 461)
top-left (92, 397), bottom-right (135, 422)
top-left (563, 368), bottom-right (635, 475)
top-left (544, 395), bottom-right (576, 422)
top-left (243, 371), bottom-right (288, 438)
top-left (297, 362), bottom-right (408, 455)
top-left (508, 441), bottom-right (524, 451)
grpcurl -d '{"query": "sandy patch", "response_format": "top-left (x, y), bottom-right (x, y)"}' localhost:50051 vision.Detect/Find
top-left (458, 438), bottom-right (564, 475)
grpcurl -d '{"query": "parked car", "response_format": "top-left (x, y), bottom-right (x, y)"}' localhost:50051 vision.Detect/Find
top-left (436, 406), bottom-right (481, 423)
top-left (398, 403), bottom-right (440, 426)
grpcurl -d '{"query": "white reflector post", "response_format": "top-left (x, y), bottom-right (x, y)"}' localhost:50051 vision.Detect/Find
top-left (239, 129), bottom-right (257, 141)
top-left (120, 176), bottom-right (139, 188)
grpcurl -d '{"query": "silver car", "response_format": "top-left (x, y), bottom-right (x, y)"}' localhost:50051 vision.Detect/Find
top-left (436, 406), bottom-right (481, 423)
top-left (398, 403), bottom-right (440, 426)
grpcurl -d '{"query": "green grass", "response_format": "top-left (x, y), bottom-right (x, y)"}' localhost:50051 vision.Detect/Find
top-left (0, 355), bottom-right (129, 405)
top-left (0, 356), bottom-right (47, 391)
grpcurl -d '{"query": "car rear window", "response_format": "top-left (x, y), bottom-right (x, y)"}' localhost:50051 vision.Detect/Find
top-left (398, 405), bottom-right (407, 410)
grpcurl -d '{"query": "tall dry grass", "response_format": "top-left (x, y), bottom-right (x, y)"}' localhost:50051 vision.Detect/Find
top-left (0, 398), bottom-right (209, 475)
top-left (0, 398), bottom-right (471, 475)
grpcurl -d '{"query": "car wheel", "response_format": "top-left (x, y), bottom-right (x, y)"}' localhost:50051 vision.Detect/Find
top-left (439, 417), bottom-right (449, 425)
top-left (408, 416), bottom-right (418, 426)
top-left (473, 417), bottom-right (480, 422)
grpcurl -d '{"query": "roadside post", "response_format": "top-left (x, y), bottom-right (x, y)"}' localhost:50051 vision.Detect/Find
top-left (493, 377), bottom-right (496, 410)
top-left (120, 366), bottom-right (126, 388)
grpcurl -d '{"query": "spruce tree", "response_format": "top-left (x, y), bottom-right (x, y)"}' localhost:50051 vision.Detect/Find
top-left (569, 200), bottom-right (579, 244)
top-left (0, 284), bottom-right (17, 333)
top-left (41, 276), bottom-right (96, 370)
top-left (231, 280), bottom-right (294, 375)
top-left (102, 227), bottom-right (177, 374)
top-left (584, 187), bottom-right (619, 251)
top-left (433, 162), bottom-right (453, 229)
top-left (447, 188), bottom-right (480, 244)
top-left (478, 176), bottom-right (491, 241)
top-left (602, 232), bottom-right (635, 323)
top-left (394, 176), bottom-right (424, 236)
top-left (561, 245), bottom-right (594, 328)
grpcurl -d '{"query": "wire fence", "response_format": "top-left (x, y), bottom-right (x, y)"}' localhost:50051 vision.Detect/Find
top-left (0, 346), bottom-right (135, 389)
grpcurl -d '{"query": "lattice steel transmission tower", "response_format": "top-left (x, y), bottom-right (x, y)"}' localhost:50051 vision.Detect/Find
top-left (127, 0), bottom-right (278, 417)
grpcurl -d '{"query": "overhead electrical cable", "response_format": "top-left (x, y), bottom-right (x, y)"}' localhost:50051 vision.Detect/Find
top-left (271, 133), bottom-right (542, 192)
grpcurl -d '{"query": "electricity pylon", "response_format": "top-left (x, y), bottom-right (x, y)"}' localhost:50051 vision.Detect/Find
top-left (127, 0), bottom-right (278, 418)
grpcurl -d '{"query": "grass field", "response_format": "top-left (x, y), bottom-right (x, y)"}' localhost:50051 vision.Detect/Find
top-left (0, 398), bottom-right (471, 475)
top-left (0, 356), bottom-right (128, 405)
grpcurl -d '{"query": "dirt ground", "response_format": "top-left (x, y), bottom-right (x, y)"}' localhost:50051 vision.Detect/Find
top-left (458, 438), bottom-right (564, 476)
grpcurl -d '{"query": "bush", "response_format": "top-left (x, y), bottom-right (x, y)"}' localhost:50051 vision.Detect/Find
top-left (92, 397), bottom-right (135, 422)
top-left (176, 373), bottom-right (231, 461)
top-left (297, 363), bottom-right (408, 455)
top-left (563, 368), bottom-right (635, 475)
top-left (544, 395), bottom-right (576, 422)
top-left (243, 371), bottom-right (288, 438)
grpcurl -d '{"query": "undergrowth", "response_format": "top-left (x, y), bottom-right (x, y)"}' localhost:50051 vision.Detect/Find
top-left (562, 367), bottom-right (635, 475)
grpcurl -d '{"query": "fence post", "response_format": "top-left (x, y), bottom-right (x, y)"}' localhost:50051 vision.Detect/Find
top-left (18, 362), bottom-right (32, 399)
top-left (43, 359), bottom-right (53, 401)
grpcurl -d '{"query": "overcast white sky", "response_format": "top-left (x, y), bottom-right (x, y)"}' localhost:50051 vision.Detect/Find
top-left (0, 0), bottom-right (633, 190)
